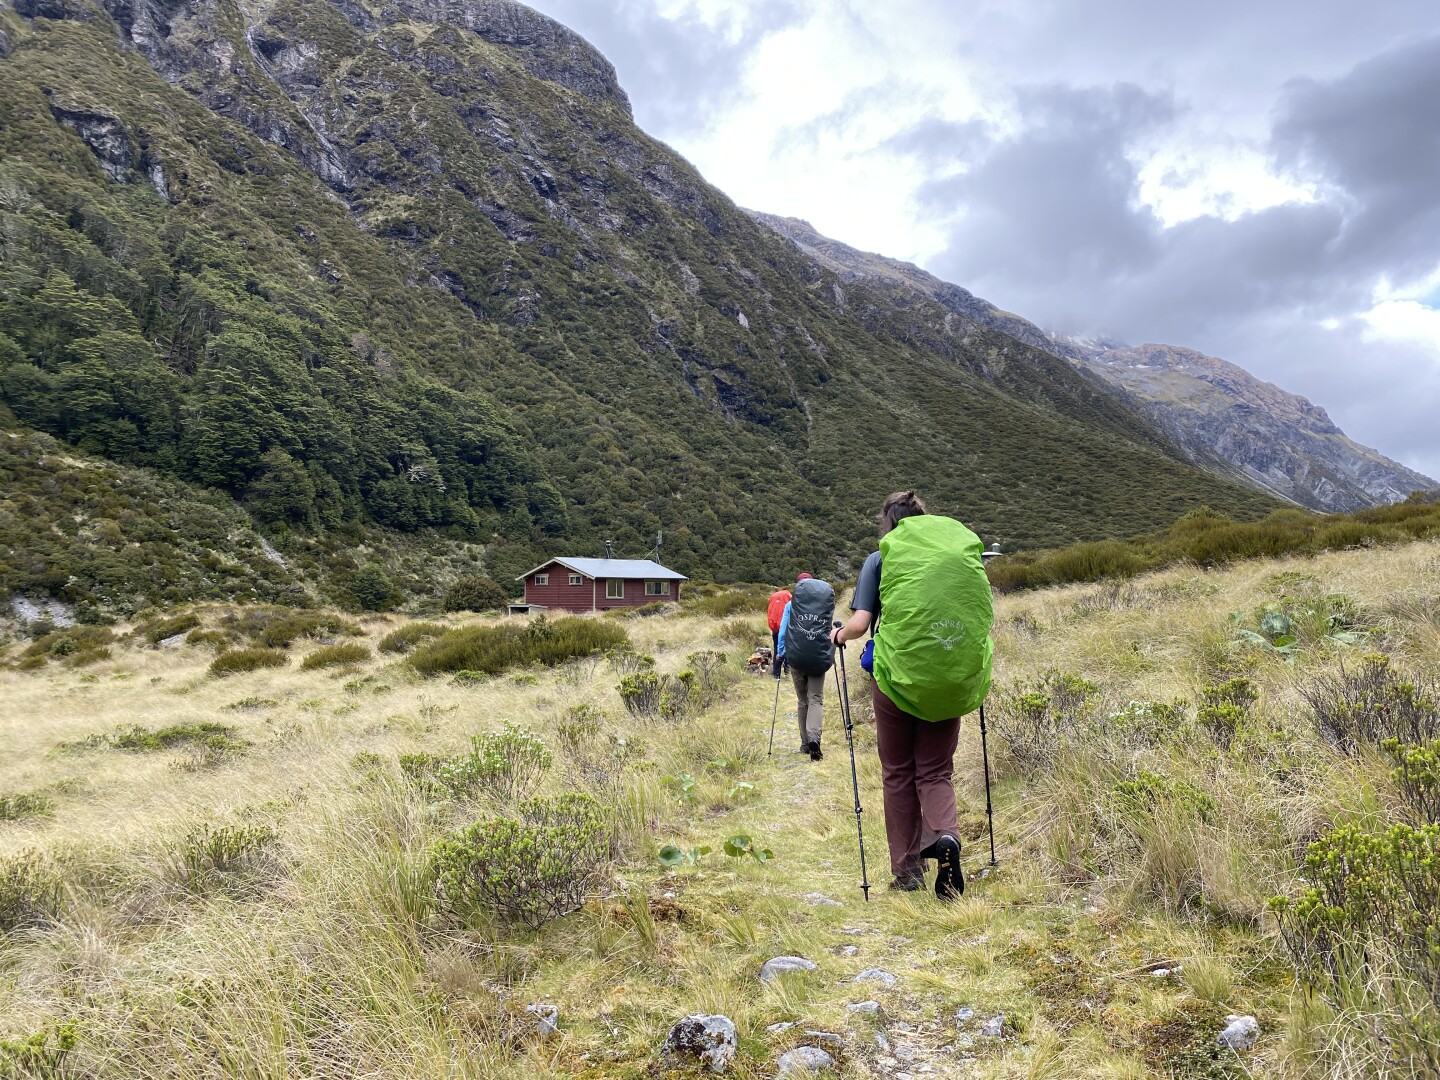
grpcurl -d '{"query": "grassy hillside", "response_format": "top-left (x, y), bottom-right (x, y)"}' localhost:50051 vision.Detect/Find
top-left (4, 539), bottom-right (1439, 1076)
top-left (0, 0), bottom-right (1281, 607)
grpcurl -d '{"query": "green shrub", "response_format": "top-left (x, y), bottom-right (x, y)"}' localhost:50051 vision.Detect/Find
top-left (1300, 654), bottom-right (1439, 753)
top-left (1113, 771), bottom-right (1216, 822)
top-left (990, 671), bottom-right (1100, 773)
top-left (137, 612), bottom-right (202, 644)
top-left (432, 794), bottom-right (612, 929)
top-left (1185, 521), bottom-right (1307, 565)
top-left (300, 643), bottom-right (371, 670)
top-left (378, 622), bottom-right (447, 653)
top-left (350, 564), bottom-right (397, 611)
top-left (1096, 699), bottom-right (1188, 748)
top-left (1312, 520), bottom-right (1407, 551)
top-left (19, 625), bottom-right (115, 667)
top-left (185, 629), bottom-right (234, 650)
top-left (171, 822), bottom-right (279, 895)
top-left (718, 618), bottom-right (766, 646)
top-left (1271, 822), bottom-right (1440, 1068)
top-left (682, 585), bottom-right (770, 618)
top-left (442, 575), bottom-right (511, 613)
top-left (403, 723), bottom-right (552, 801)
top-left (618, 671), bottom-right (666, 719)
top-left (222, 697), bottom-right (277, 712)
top-left (0, 850), bottom-right (61, 934)
top-left (0, 792), bottom-right (53, 821)
top-left (410, 617), bottom-right (629, 677)
top-left (607, 600), bottom-right (670, 619)
top-left (685, 650), bottom-right (733, 710)
top-left (256, 611), bottom-right (361, 648)
top-left (60, 722), bottom-right (248, 758)
top-left (0, 1021), bottom-right (78, 1078)
top-left (1196, 678), bottom-right (1256, 749)
top-left (1382, 738), bottom-right (1440, 824)
top-left (210, 647), bottom-right (290, 677)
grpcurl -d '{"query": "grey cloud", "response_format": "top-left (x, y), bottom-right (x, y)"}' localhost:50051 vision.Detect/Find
top-left (879, 117), bottom-right (993, 167)
top-left (525, 0), bottom-right (804, 141)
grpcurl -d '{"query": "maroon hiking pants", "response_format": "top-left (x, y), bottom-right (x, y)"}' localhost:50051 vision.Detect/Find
top-left (872, 682), bottom-right (961, 879)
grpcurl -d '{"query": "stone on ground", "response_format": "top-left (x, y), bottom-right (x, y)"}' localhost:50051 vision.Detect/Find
top-left (760, 955), bottom-right (819, 982)
top-left (525, 1002), bottom-right (558, 1037)
top-left (849, 968), bottom-right (898, 987)
top-left (1217, 1014), bottom-right (1260, 1051)
top-left (777, 1045), bottom-right (836, 1074)
top-left (663, 1013), bottom-right (738, 1072)
top-left (979, 1014), bottom-right (1005, 1038)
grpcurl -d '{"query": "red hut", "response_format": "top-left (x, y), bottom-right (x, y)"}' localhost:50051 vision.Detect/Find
top-left (515, 558), bottom-right (687, 613)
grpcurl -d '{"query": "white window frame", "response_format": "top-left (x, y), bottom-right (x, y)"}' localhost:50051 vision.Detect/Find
top-left (606, 579), bottom-right (624, 599)
top-left (569, 573), bottom-right (583, 586)
top-left (644, 580), bottom-right (669, 596)
top-left (535, 573), bottom-right (548, 586)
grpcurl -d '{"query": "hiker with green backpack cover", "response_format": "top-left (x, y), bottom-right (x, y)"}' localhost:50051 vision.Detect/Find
top-left (831, 491), bottom-right (995, 900)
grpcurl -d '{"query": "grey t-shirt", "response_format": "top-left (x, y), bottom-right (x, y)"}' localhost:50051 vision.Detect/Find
top-left (851, 550), bottom-right (882, 627)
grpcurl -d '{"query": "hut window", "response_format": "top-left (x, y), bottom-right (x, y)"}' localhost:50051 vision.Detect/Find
top-left (606, 580), bottom-right (624, 599)
top-left (535, 573), bottom-right (548, 586)
top-left (569, 573), bottom-right (583, 586)
top-left (644, 581), bottom-right (669, 596)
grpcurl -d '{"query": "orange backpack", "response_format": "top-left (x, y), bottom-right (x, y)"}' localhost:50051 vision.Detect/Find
top-left (766, 590), bottom-right (792, 633)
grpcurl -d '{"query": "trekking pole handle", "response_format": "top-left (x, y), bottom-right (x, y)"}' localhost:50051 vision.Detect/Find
top-left (832, 620), bottom-right (845, 647)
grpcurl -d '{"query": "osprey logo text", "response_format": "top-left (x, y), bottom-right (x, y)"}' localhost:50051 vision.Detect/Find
top-left (929, 620), bottom-right (968, 651)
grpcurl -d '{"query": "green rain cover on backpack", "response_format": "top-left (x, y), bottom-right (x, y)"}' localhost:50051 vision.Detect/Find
top-left (874, 515), bottom-right (994, 722)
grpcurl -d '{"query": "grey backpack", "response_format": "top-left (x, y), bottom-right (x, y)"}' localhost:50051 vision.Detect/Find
top-left (785, 579), bottom-right (836, 676)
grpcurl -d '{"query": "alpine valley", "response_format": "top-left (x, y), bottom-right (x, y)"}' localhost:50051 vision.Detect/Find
top-left (0, 0), bottom-right (1419, 614)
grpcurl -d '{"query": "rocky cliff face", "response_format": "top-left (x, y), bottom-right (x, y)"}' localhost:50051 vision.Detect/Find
top-left (752, 212), bottom-right (1436, 513)
top-left (0, 0), bottom-right (1287, 608)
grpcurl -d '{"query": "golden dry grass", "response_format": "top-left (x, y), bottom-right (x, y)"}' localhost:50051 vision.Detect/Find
top-left (1, 539), bottom-right (1438, 1077)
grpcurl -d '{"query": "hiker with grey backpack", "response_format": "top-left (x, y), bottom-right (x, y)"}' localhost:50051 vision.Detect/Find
top-left (831, 491), bottom-right (995, 901)
top-left (775, 573), bottom-right (835, 761)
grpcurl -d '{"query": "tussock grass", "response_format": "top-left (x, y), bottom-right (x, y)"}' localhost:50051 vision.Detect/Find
top-left (3, 545), bottom-right (1440, 1076)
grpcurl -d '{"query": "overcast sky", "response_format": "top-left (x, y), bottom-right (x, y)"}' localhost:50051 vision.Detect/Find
top-left (529, 0), bottom-right (1440, 479)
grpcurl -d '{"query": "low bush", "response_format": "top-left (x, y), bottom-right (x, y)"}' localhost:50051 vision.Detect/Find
top-left (1300, 654), bottom-right (1439, 752)
top-left (300, 643), bottom-right (371, 670)
top-left (170, 822), bottom-right (280, 895)
top-left (1382, 738), bottom-right (1440, 824)
top-left (18, 625), bottom-right (115, 667)
top-left (256, 611), bottom-right (361, 648)
top-left (409, 616), bottom-right (629, 677)
top-left (210, 647), bottom-right (290, 677)
top-left (432, 794), bottom-right (612, 929)
top-left (185, 629), bottom-right (234, 650)
top-left (0, 850), bottom-right (61, 934)
top-left (685, 650), bottom-right (734, 711)
top-left (0, 792), bottom-right (53, 821)
top-left (442, 575), bottom-right (511, 613)
top-left (402, 723), bottom-right (552, 801)
top-left (378, 622), bottom-right (447, 654)
top-left (1197, 678), bottom-right (1256, 749)
top-left (61, 722), bottom-right (248, 758)
top-left (1271, 822), bottom-right (1440, 1070)
top-left (0, 1021), bottom-right (78, 1077)
top-left (718, 618), bottom-right (766, 647)
top-left (990, 671), bottom-right (1100, 774)
top-left (136, 612), bottom-right (202, 644)
top-left (681, 585), bottom-right (771, 618)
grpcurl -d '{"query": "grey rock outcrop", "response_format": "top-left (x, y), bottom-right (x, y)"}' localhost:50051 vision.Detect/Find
top-left (377, 0), bottom-right (631, 113)
top-left (49, 107), bottom-right (133, 181)
top-left (663, 1013), bottom-right (737, 1073)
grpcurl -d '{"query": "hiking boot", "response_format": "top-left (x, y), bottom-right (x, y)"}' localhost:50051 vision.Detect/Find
top-left (934, 835), bottom-right (964, 901)
top-left (806, 740), bottom-right (823, 761)
top-left (888, 873), bottom-right (924, 892)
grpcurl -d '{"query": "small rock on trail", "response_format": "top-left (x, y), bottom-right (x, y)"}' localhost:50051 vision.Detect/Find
top-left (1217, 1014), bottom-right (1260, 1051)
top-left (761, 955), bottom-right (819, 983)
top-left (777, 1045), bottom-right (835, 1074)
top-left (849, 968), bottom-right (898, 987)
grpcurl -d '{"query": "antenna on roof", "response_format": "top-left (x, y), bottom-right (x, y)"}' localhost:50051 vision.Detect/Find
top-left (651, 530), bottom-right (662, 563)
top-left (604, 539), bottom-right (613, 559)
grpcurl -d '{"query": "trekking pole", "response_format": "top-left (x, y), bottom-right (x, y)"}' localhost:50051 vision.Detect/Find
top-left (832, 622), bottom-right (872, 902)
top-left (767, 674), bottom-right (781, 757)
top-left (979, 702), bottom-right (997, 867)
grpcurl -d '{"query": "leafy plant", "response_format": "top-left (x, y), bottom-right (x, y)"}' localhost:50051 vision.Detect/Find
top-left (0, 1020), bottom-right (78, 1079)
top-left (1382, 738), bottom-right (1440, 824)
top-left (990, 671), bottom-right (1100, 773)
top-left (171, 822), bottom-right (279, 895)
top-left (658, 844), bottom-right (712, 868)
top-left (722, 834), bottom-right (775, 864)
top-left (663, 773), bottom-right (698, 802)
top-left (403, 724), bottom-right (552, 802)
top-left (432, 794), bottom-right (612, 929)
top-left (410, 617), bottom-right (628, 677)
top-left (0, 792), bottom-right (54, 821)
top-left (0, 850), bottom-right (62, 934)
top-left (1300, 654), bottom-right (1440, 753)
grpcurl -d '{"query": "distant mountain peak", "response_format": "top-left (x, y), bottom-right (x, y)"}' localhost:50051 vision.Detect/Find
top-left (749, 210), bottom-right (1437, 513)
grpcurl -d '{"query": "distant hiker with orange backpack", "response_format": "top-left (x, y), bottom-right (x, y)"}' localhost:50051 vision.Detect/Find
top-left (777, 572), bottom-right (835, 761)
top-left (831, 491), bottom-right (994, 900)
top-left (766, 583), bottom-right (793, 677)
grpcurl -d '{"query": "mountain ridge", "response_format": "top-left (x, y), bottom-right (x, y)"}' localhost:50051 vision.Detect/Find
top-left (0, 0), bottom-right (1284, 613)
top-left (750, 210), bottom-right (1435, 512)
